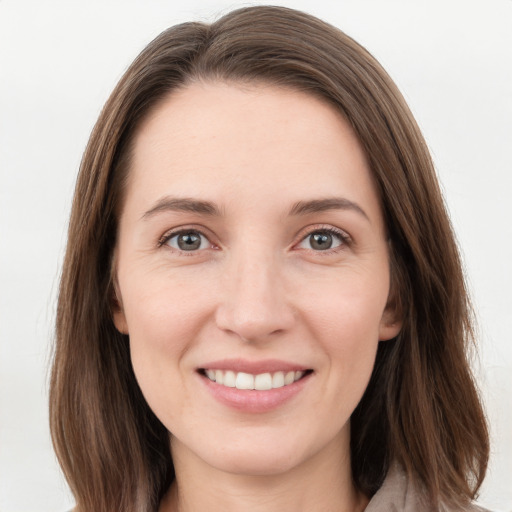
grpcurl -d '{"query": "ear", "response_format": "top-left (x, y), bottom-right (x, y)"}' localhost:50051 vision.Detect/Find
top-left (378, 306), bottom-right (402, 341)
top-left (378, 277), bottom-right (402, 341)
top-left (111, 279), bottom-right (129, 335)
top-left (379, 244), bottom-right (403, 341)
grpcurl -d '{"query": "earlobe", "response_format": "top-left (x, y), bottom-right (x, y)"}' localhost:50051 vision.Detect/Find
top-left (113, 307), bottom-right (129, 335)
top-left (378, 308), bottom-right (402, 341)
top-left (380, 255), bottom-right (403, 341)
top-left (111, 281), bottom-right (129, 335)
top-left (378, 319), bottom-right (402, 341)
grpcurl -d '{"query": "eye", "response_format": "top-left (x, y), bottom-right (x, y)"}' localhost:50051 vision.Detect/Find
top-left (297, 229), bottom-right (346, 251)
top-left (164, 230), bottom-right (211, 251)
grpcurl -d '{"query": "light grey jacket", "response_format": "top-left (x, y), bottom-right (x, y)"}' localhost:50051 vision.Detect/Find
top-left (366, 464), bottom-right (489, 512)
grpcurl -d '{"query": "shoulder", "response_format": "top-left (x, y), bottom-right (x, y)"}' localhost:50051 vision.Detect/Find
top-left (365, 463), bottom-right (425, 512)
top-left (365, 463), bottom-right (492, 512)
top-left (463, 506), bottom-right (491, 512)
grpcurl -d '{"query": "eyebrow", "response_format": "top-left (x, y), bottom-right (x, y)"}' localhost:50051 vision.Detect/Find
top-left (142, 195), bottom-right (369, 222)
top-left (289, 197), bottom-right (370, 221)
top-left (142, 196), bottom-right (221, 219)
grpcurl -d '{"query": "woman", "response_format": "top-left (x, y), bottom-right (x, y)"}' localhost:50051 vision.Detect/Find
top-left (49, 6), bottom-right (489, 512)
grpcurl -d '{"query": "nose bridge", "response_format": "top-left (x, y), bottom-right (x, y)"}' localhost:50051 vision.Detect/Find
top-left (216, 241), bottom-right (293, 341)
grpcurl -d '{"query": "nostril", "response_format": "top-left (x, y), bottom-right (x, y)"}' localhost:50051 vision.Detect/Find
top-left (215, 306), bottom-right (295, 343)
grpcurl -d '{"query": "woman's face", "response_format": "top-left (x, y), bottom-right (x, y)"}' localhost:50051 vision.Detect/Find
top-left (113, 83), bottom-right (400, 476)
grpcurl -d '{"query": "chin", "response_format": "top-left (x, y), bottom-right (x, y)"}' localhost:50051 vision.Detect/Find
top-left (206, 448), bottom-right (303, 477)
top-left (186, 426), bottom-right (340, 478)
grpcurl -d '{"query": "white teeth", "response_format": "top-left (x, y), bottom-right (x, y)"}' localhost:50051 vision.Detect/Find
top-left (223, 370), bottom-right (236, 388)
top-left (204, 369), bottom-right (307, 390)
top-left (272, 371), bottom-right (285, 388)
top-left (254, 373), bottom-right (272, 390)
top-left (235, 372), bottom-right (254, 390)
top-left (284, 371), bottom-right (295, 385)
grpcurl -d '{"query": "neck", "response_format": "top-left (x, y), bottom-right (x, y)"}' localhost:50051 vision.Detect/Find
top-left (159, 430), bottom-right (368, 512)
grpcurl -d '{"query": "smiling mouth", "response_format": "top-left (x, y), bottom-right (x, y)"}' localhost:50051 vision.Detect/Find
top-left (199, 369), bottom-right (313, 391)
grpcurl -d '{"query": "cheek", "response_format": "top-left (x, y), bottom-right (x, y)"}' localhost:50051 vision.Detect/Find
top-left (298, 269), bottom-right (388, 396)
top-left (299, 264), bottom-right (389, 342)
top-left (121, 265), bottom-right (213, 348)
top-left (119, 269), bottom-right (215, 413)
top-left (315, 296), bottom-right (382, 379)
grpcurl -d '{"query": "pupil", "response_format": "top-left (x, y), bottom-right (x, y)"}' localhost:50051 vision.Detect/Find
top-left (178, 233), bottom-right (201, 251)
top-left (311, 232), bottom-right (332, 250)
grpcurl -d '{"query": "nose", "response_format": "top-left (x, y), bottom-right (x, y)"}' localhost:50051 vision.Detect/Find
top-left (215, 248), bottom-right (295, 343)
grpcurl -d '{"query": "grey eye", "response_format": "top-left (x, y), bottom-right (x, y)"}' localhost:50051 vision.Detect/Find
top-left (167, 231), bottom-right (209, 251)
top-left (298, 231), bottom-right (343, 251)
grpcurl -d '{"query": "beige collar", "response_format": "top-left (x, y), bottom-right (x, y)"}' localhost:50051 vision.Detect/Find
top-left (365, 463), bottom-right (489, 512)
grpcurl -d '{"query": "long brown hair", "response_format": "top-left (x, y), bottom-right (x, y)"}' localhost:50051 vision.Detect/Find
top-left (50, 6), bottom-right (488, 511)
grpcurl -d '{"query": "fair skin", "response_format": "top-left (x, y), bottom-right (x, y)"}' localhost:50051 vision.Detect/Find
top-left (113, 82), bottom-right (401, 512)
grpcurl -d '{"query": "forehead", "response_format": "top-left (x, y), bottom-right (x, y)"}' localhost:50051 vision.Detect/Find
top-left (125, 81), bottom-right (382, 225)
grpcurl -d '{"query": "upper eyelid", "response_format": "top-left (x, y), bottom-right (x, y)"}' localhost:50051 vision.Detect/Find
top-left (158, 225), bottom-right (216, 247)
top-left (293, 224), bottom-right (351, 243)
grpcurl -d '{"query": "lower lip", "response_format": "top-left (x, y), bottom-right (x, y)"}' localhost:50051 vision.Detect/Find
top-left (200, 372), bottom-right (312, 413)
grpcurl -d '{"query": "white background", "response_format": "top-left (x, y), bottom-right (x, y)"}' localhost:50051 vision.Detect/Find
top-left (0, 1), bottom-right (511, 511)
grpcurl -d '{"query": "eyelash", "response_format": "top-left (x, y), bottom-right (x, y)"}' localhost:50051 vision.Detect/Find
top-left (295, 225), bottom-right (351, 254)
top-left (157, 225), bottom-right (351, 255)
top-left (157, 227), bottom-right (215, 254)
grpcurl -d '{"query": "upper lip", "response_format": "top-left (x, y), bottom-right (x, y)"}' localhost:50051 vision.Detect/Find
top-left (199, 358), bottom-right (311, 374)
